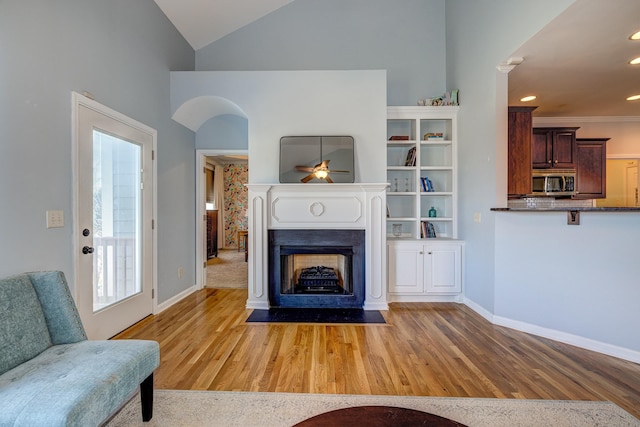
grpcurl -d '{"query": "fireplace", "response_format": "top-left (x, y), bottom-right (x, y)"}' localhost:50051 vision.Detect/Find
top-left (269, 229), bottom-right (365, 308)
top-left (245, 183), bottom-right (388, 311)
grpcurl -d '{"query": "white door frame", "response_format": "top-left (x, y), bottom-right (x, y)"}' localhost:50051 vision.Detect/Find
top-left (195, 149), bottom-right (248, 289)
top-left (72, 92), bottom-right (158, 323)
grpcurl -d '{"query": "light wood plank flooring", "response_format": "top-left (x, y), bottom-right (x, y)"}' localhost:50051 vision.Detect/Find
top-left (114, 288), bottom-right (640, 418)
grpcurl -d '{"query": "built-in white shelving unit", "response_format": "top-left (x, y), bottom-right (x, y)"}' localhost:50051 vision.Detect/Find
top-left (386, 106), bottom-right (458, 239)
top-left (386, 106), bottom-right (463, 301)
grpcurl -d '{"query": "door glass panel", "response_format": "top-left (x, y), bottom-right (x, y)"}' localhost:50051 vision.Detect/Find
top-left (93, 130), bottom-right (141, 312)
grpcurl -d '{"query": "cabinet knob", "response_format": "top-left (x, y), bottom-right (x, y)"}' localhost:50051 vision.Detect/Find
top-left (419, 252), bottom-right (424, 254)
top-left (548, 160), bottom-right (552, 164)
top-left (428, 251), bottom-right (433, 255)
top-left (555, 159), bottom-right (558, 164)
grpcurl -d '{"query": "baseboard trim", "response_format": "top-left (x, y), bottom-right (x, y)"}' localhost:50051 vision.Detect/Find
top-left (246, 300), bottom-right (269, 310)
top-left (156, 285), bottom-right (197, 314)
top-left (363, 301), bottom-right (390, 311)
top-left (463, 297), bottom-right (640, 364)
top-left (389, 294), bottom-right (462, 303)
top-left (462, 297), bottom-right (495, 322)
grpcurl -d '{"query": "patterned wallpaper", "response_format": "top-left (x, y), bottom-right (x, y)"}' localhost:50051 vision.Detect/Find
top-left (223, 164), bottom-right (248, 248)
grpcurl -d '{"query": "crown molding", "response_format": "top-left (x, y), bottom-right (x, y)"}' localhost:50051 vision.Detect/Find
top-left (534, 116), bottom-right (640, 123)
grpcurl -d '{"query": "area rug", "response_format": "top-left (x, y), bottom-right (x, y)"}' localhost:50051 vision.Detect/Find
top-left (107, 390), bottom-right (639, 427)
top-left (246, 308), bottom-right (386, 324)
top-left (206, 249), bottom-right (247, 288)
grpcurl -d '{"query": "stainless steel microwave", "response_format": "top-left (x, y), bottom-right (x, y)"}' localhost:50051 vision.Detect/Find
top-left (531, 169), bottom-right (576, 197)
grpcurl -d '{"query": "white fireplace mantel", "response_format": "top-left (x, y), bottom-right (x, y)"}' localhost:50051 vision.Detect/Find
top-left (246, 183), bottom-right (389, 311)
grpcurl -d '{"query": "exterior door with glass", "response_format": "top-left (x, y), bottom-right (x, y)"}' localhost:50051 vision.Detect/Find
top-left (73, 93), bottom-right (155, 339)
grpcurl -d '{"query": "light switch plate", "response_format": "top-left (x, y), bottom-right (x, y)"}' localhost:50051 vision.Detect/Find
top-left (46, 210), bottom-right (64, 228)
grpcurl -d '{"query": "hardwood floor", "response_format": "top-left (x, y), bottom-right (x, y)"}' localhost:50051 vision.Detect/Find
top-left (114, 288), bottom-right (640, 418)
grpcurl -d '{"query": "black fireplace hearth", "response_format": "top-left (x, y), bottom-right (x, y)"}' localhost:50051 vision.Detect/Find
top-left (268, 229), bottom-right (365, 308)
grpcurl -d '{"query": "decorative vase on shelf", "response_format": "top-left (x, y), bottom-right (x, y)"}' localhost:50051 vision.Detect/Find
top-left (428, 206), bottom-right (437, 218)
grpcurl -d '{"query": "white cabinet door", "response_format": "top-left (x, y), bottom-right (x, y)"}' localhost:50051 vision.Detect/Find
top-left (388, 242), bottom-right (425, 294)
top-left (424, 243), bottom-right (462, 294)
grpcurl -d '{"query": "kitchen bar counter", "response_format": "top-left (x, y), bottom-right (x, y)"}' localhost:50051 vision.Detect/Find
top-left (494, 196), bottom-right (640, 212)
top-left (492, 206), bottom-right (640, 212)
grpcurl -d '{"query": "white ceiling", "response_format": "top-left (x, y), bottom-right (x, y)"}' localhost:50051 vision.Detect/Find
top-left (154, 0), bottom-right (640, 117)
top-left (153, 0), bottom-right (294, 50)
top-left (508, 0), bottom-right (640, 117)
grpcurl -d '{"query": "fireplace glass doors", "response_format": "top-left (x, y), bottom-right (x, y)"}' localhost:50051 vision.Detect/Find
top-left (280, 251), bottom-right (353, 295)
top-left (269, 229), bottom-right (365, 308)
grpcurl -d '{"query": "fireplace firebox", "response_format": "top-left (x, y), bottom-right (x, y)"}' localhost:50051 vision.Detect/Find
top-left (268, 229), bottom-right (365, 308)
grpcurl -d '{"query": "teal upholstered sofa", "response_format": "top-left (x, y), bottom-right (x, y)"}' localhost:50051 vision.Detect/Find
top-left (0, 271), bottom-right (160, 426)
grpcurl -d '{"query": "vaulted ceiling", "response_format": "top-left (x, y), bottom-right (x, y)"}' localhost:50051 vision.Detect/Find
top-left (153, 0), bottom-right (294, 50)
top-left (507, 0), bottom-right (640, 117)
top-left (154, 0), bottom-right (640, 117)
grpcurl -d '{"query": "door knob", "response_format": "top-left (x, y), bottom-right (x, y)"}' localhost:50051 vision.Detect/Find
top-left (82, 246), bottom-right (94, 254)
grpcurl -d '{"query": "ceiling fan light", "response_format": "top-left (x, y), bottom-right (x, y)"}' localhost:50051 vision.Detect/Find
top-left (315, 170), bottom-right (328, 179)
top-left (630, 31), bottom-right (640, 40)
top-left (629, 57), bottom-right (640, 65)
top-left (626, 95), bottom-right (640, 101)
top-left (520, 95), bottom-right (537, 102)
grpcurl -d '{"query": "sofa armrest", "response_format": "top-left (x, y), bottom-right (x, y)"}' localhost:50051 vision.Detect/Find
top-left (28, 271), bottom-right (87, 344)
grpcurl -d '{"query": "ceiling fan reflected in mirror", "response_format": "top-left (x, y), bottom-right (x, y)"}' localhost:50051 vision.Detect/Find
top-left (295, 159), bottom-right (349, 183)
top-left (279, 136), bottom-right (354, 184)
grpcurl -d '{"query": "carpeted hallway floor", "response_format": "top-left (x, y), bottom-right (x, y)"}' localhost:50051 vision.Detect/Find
top-left (206, 249), bottom-right (248, 289)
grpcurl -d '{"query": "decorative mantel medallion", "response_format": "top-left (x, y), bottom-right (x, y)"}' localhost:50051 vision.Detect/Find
top-left (309, 202), bottom-right (324, 217)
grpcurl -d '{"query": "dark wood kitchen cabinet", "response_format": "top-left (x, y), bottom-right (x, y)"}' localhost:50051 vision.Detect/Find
top-left (207, 210), bottom-right (218, 258)
top-left (507, 106), bottom-right (536, 197)
top-left (574, 138), bottom-right (608, 199)
top-left (532, 127), bottom-right (579, 169)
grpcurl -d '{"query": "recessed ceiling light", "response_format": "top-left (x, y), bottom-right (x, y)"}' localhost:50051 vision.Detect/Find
top-left (629, 57), bottom-right (640, 65)
top-left (520, 95), bottom-right (537, 102)
top-left (630, 31), bottom-right (640, 40)
top-left (626, 95), bottom-right (640, 101)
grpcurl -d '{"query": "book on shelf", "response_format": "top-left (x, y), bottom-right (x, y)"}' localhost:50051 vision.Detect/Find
top-left (421, 221), bottom-right (437, 238)
top-left (404, 147), bottom-right (416, 166)
top-left (421, 176), bottom-right (434, 192)
top-left (389, 135), bottom-right (410, 140)
top-left (424, 132), bottom-right (444, 140)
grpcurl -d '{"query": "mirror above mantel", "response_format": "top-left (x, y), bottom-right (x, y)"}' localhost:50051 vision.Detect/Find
top-left (279, 136), bottom-right (355, 184)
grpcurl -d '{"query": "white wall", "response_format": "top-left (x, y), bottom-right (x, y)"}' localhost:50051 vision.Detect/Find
top-left (170, 71), bottom-right (387, 183)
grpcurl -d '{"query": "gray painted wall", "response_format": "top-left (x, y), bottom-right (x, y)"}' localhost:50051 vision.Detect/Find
top-left (196, 0), bottom-right (446, 106)
top-left (0, 0), bottom-right (196, 304)
top-left (196, 115), bottom-right (248, 150)
top-left (447, 0), bottom-right (640, 355)
top-left (445, 0), bottom-right (575, 311)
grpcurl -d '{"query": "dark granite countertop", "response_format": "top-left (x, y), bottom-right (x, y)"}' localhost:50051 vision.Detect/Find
top-left (492, 207), bottom-right (640, 212)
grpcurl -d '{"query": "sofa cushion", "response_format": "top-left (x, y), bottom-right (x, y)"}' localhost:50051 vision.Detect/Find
top-left (27, 271), bottom-right (87, 345)
top-left (0, 274), bottom-right (52, 376)
top-left (0, 339), bottom-right (160, 427)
